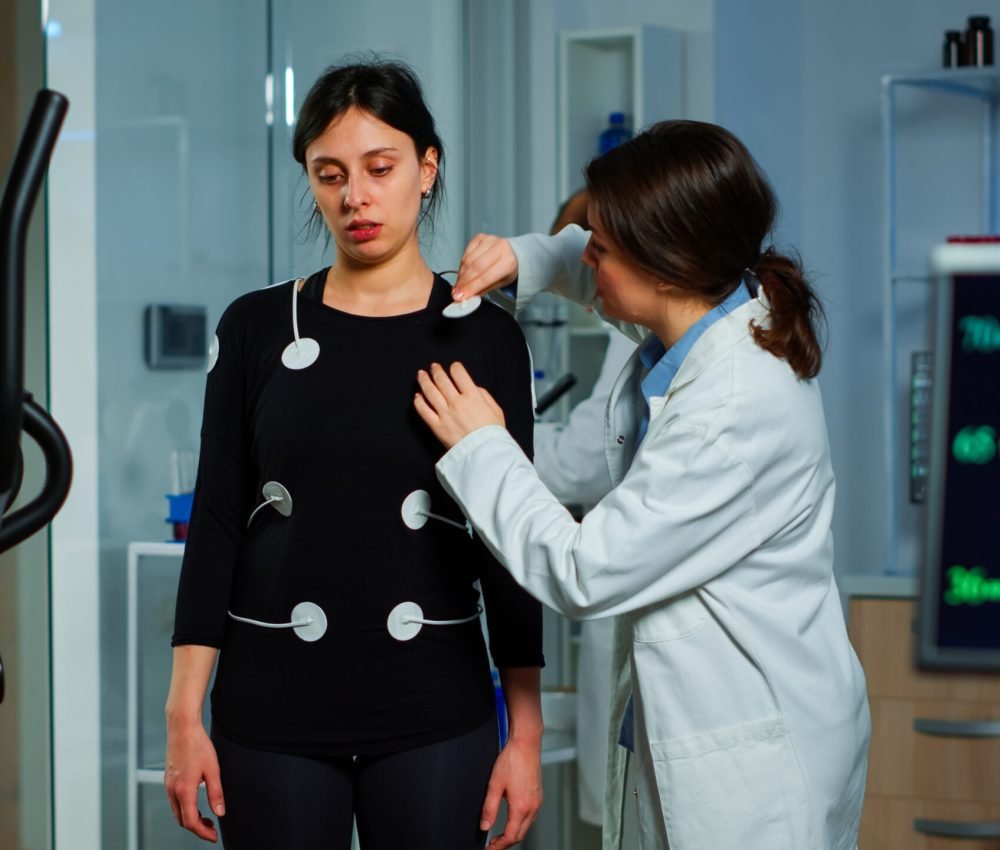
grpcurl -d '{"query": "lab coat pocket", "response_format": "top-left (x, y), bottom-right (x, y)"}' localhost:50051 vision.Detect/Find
top-left (632, 590), bottom-right (707, 643)
top-left (650, 717), bottom-right (815, 850)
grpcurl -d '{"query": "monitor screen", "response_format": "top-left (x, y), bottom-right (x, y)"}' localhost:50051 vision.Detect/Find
top-left (919, 244), bottom-right (1000, 670)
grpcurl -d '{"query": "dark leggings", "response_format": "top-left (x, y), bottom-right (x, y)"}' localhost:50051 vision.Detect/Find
top-left (211, 716), bottom-right (498, 850)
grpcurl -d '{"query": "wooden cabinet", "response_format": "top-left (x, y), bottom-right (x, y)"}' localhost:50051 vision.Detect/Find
top-left (849, 596), bottom-right (1000, 848)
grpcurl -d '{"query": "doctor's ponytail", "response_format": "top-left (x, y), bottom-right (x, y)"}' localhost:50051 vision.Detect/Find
top-left (585, 120), bottom-right (826, 380)
top-left (750, 247), bottom-right (825, 379)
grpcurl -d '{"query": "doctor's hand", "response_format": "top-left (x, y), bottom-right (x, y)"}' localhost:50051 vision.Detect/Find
top-left (481, 736), bottom-right (543, 848)
top-left (415, 362), bottom-right (506, 450)
top-left (164, 719), bottom-right (225, 843)
top-left (452, 234), bottom-right (519, 302)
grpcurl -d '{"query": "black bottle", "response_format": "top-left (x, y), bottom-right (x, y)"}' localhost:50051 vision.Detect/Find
top-left (943, 30), bottom-right (966, 67)
top-left (965, 16), bottom-right (994, 66)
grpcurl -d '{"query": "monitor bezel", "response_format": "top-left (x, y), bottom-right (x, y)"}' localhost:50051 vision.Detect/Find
top-left (917, 244), bottom-right (1000, 671)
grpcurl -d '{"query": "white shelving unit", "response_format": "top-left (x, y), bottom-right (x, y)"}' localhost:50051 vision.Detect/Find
top-left (531, 25), bottom-right (682, 426)
top-left (125, 541), bottom-right (186, 850)
top-left (558, 25), bottom-right (682, 202)
top-left (880, 67), bottom-right (1000, 574)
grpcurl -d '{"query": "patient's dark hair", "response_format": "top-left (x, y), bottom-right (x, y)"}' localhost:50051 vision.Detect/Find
top-left (586, 120), bottom-right (825, 379)
top-left (293, 57), bottom-right (445, 228)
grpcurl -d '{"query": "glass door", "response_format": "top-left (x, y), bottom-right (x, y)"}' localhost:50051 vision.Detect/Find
top-left (44, 0), bottom-right (270, 847)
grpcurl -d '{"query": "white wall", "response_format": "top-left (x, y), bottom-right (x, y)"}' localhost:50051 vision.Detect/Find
top-left (714, 0), bottom-right (803, 247)
top-left (715, 0), bottom-right (1000, 577)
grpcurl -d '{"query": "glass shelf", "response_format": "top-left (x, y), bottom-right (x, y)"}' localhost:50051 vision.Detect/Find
top-left (883, 67), bottom-right (1000, 101)
top-left (891, 272), bottom-right (934, 284)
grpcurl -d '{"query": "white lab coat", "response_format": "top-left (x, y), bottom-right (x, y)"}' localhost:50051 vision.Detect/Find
top-left (534, 330), bottom-right (636, 507)
top-left (436, 226), bottom-right (870, 850)
top-left (533, 330), bottom-right (635, 825)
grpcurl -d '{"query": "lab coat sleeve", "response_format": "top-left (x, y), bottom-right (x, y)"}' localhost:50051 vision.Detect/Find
top-left (533, 330), bottom-right (636, 505)
top-left (509, 225), bottom-right (646, 343)
top-left (436, 420), bottom-right (761, 620)
top-left (172, 299), bottom-right (257, 647)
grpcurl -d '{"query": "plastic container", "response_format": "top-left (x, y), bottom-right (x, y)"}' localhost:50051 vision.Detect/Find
top-left (965, 16), bottom-right (994, 66)
top-left (598, 112), bottom-right (633, 155)
top-left (492, 669), bottom-right (508, 746)
top-left (943, 30), bottom-right (966, 67)
top-left (165, 492), bottom-right (193, 541)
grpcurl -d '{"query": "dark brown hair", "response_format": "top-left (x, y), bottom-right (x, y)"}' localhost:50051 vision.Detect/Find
top-left (585, 120), bottom-right (824, 379)
top-left (293, 57), bottom-right (445, 231)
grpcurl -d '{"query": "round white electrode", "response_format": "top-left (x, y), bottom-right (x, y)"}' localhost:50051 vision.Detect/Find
top-left (291, 601), bottom-right (328, 642)
top-left (262, 481), bottom-right (293, 516)
top-left (281, 337), bottom-right (320, 370)
top-left (401, 490), bottom-right (432, 530)
top-left (387, 601), bottom-right (424, 641)
top-left (207, 335), bottom-right (220, 373)
top-left (442, 295), bottom-right (482, 319)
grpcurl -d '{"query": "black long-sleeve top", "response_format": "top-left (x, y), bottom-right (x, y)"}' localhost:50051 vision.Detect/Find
top-left (172, 271), bottom-right (543, 756)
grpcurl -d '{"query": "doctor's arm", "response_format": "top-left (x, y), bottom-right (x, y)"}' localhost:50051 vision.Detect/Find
top-left (455, 227), bottom-right (646, 343)
top-left (415, 364), bottom-right (760, 618)
top-left (533, 331), bottom-right (635, 505)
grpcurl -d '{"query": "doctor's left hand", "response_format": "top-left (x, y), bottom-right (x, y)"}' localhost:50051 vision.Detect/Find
top-left (414, 362), bottom-right (505, 449)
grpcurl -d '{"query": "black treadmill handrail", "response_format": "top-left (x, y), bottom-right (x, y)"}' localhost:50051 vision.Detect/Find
top-left (0, 394), bottom-right (73, 552)
top-left (0, 90), bottom-right (69, 495)
top-left (0, 89), bottom-right (72, 707)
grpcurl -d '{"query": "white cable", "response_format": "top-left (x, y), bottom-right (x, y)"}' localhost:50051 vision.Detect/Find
top-left (291, 277), bottom-right (303, 348)
top-left (403, 604), bottom-right (483, 627)
top-left (228, 611), bottom-right (313, 629)
top-left (418, 509), bottom-right (471, 535)
top-left (401, 490), bottom-right (473, 537)
top-left (246, 495), bottom-right (280, 528)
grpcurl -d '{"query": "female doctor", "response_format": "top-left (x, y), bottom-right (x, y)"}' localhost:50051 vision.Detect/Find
top-left (413, 120), bottom-right (870, 850)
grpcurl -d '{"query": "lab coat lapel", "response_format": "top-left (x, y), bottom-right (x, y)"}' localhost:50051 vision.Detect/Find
top-left (604, 340), bottom-right (646, 486)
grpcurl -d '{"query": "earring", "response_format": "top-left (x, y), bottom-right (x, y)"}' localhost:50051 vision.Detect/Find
top-left (421, 188), bottom-right (432, 200)
top-left (312, 200), bottom-right (319, 213)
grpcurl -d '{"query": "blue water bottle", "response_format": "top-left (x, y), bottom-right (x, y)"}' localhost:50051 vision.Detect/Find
top-left (599, 111), bottom-right (632, 155)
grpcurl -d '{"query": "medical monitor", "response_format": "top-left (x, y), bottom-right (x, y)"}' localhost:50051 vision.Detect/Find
top-left (918, 243), bottom-right (1000, 670)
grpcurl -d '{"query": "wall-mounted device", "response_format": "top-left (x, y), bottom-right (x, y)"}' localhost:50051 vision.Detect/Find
top-left (144, 304), bottom-right (207, 370)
